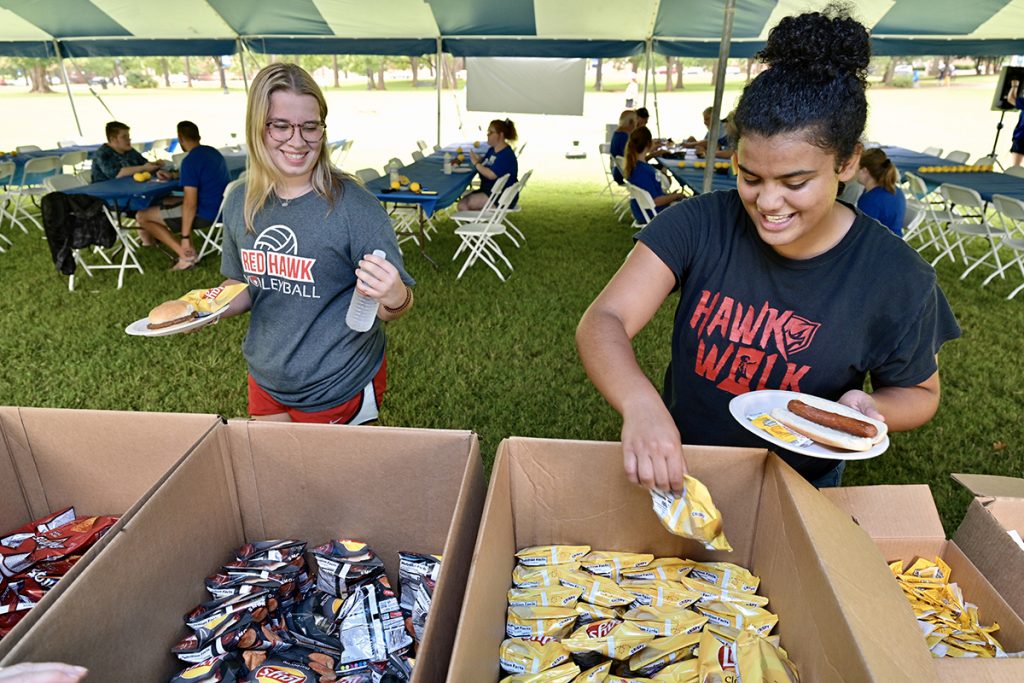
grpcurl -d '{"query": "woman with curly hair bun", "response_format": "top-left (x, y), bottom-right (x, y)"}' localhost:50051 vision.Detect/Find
top-left (578, 3), bottom-right (960, 490)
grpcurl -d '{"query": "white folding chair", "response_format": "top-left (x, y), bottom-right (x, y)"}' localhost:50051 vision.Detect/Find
top-left (59, 150), bottom-right (88, 175)
top-left (902, 198), bottom-right (927, 243)
top-left (9, 155), bottom-right (61, 232)
top-left (931, 183), bottom-right (1006, 280)
top-left (194, 177), bottom-right (245, 262)
top-left (983, 194), bottom-right (1024, 298)
top-left (516, 142), bottom-right (527, 159)
top-left (331, 140), bottom-right (353, 169)
top-left (972, 155), bottom-right (997, 167)
top-left (902, 172), bottom-right (947, 253)
top-left (172, 152), bottom-right (187, 167)
top-left (944, 150), bottom-right (970, 164)
top-left (132, 143), bottom-right (146, 153)
top-left (147, 138), bottom-right (173, 160)
top-left (922, 146), bottom-right (943, 157)
top-left (0, 160), bottom-right (24, 238)
top-left (499, 168), bottom-right (532, 243)
top-left (626, 183), bottom-right (659, 227)
top-left (453, 183), bottom-right (519, 281)
top-left (411, 150), bottom-right (425, 162)
top-left (16, 145), bottom-right (41, 153)
top-left (416, 140), bottom-right (428, 153)
top-left (612, 156), bottom-right (631, 221)
top-left (598, 143), bottom-right (618, 196)
top-left (355, 168), bottom-right (380, 183)
top-left (1004, 166), bottom-right (1024, 178)
top-left (43, 175), bottom-right (86, 192)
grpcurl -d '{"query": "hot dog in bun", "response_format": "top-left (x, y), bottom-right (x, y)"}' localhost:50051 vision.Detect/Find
top-left (769, 397), bottom-right (887, 452)
top-left (147, 300), bottom-right (197, 330)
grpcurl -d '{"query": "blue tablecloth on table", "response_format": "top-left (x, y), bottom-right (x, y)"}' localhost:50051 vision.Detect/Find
top-left (366, 155), bottom-right (475, 217)
top-left (882, 145), bottom-right (1024, 201)
top-left (62, 177), bottom-right (179, 212)
top-left (656, 157), bottom-right (737, 194)
top-left (880, 146), bottom-right (951, 174)
top-left (1, 140), bottom-right (176, 184)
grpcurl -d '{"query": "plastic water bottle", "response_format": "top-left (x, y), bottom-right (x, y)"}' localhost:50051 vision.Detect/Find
top-left (443, 152), bottom-right (452, 175)
top-left (389, 164), bottom-right (399, 187)
top-left (346, 249), bottom-right (387, 332)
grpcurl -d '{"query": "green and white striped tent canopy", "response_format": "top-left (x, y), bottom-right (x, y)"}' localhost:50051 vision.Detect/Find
top-left (2, 0), bottom-right (1024, 58)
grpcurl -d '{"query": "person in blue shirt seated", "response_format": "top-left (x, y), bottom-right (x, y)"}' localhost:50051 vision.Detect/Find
top-left (856, 147), bottom-right (906, 237)
top-left (90, 120), bottom-right (165, 183)
top-left (457, 118), bottom-right (519, 211)
top-left (135, 120), bottom-right (230, 270)
top-left (625, 126), bottom-right (683, 223)
top-left (610, 110), bottom-right (637, 184)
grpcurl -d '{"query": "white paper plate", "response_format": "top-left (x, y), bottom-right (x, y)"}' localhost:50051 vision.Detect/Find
top-left (728, 390), bottom-right (889, 460)
top-left (125, 305), bottom-right (228, 337)
top-left (452, 166), bottom-right (474, 173)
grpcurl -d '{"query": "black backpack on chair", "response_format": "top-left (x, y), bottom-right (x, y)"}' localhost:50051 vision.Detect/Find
top-left (41, 192), bottom-right (117, 276)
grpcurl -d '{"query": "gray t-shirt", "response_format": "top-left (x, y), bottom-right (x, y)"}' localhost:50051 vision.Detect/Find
top-left (221, 178), bottom-right (414, 411)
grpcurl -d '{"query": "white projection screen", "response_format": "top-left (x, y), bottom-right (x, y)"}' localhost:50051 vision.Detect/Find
top-left (466, 57), bottom-right (586, 116)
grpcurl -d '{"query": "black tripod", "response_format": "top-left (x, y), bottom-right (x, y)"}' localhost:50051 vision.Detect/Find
top-left (988, 109), bottom-right (1008, 171)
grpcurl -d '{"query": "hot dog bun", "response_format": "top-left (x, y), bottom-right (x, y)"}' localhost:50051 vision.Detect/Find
top-left (147, 300), bottom-right (197, 329)
top-left (769, 395), bottom-right (887, 452)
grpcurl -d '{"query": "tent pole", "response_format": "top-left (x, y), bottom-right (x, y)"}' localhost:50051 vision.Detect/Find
top-left (642, 38), bottom-right (652, 106)
top-left (436, 37), bottom-right (442, 146)
top-left (54, 41), bottom-right (82, 137)
top-left (702, 0), bottom-right (735, 194)
top-left (237, 38), bottom-right (249, 92)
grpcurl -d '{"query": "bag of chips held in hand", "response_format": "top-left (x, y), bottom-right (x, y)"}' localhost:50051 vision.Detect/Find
top-left (650, 476), bottom-right (732, 552)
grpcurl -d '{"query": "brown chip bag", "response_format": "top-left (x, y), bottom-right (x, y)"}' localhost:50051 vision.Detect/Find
top-left (499, 636), bottom-right (571, 675)
top-left (649, 477), bottom-right (732, 552)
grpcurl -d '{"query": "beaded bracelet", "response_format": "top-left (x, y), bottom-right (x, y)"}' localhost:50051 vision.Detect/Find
top-left (383, 286), bottom-right (413, 314)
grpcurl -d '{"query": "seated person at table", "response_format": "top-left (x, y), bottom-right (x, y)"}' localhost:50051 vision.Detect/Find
top-left (695, 110), bottom-right (736, 159)
top-left (91, 121), bottom-right (164, 183)
top-left (610, 110), bottom-right (637, 184)
top-left (136, 121), bottom-right (230, 270)
top-left (856, 147), bottom-right (906, 237)
top-left (457, 118), bottom-right (519, 211)
top-left (636, 107), bottom-right (650, 128)
top-left (625, 126), bottom-right (683, 223)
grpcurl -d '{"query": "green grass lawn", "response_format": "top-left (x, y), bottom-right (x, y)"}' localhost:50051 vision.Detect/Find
top-left (0, 177), bottom-right (1021, 531)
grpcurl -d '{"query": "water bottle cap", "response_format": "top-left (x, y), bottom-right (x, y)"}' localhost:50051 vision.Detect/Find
top-left (372, 249), bottom-right (387, 259)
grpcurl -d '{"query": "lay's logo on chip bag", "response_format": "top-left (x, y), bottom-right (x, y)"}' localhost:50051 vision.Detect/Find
top-left (253, 665), bottom-right (308, 683)
top-left (586, 620), bottom-right (616, 638)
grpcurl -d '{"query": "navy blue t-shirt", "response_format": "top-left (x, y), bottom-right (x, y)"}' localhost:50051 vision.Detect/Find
top-left (180, 144), bottom-right (230, 222)
top-left (610, 130), bottom-right (628, 183)
top-left (1014, 96), bottom-right (1024, 141)
top-left (480, 146), bottom-right (518, 196)
top-left (635, 190), bottom-right (960, 481)
top-left (628, 161), bottom-right (664, 223)
top-left (857, 186), bottom-right (906, 237)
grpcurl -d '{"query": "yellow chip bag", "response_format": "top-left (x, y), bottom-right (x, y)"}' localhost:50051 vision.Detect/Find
top-left (697, 624), bottom-right (741, 682)
top-left (621, 604), bottom-right (708, 637)
top-left (695, 601), bottom-right (778, 636)
top-left (618, 580), bottom-right (701, 609)
top-left (178, 283), bottom-right (249, 314)
top-left (605, 677), bottom-right (656, 682)
top-left (560, 571), bottom-right (637, 609)
top-left (499, 637), bottom-right (571, 675)
top-left (506, 605), bottom-right (579, 639)
top-left (650, 658), bottom-right (699, 682)
top-left (650, 477), bottom-right (732, 551)
top-left (628, 630), bottom-right (702, 676)
top-left (508, 585), bottom-right (584, 608)
top-left (513, 562), bottom-right (583, 588)
top-left (620, 558), bottom-right (694, 583)
top-left (688, 562), bottom-right (760, 594)
top-left (562, 619), bottom-right (656, 660)
top-left (572, 660), bottom-right (612, 682)
top-left (576, 601), bottom-right (621, 625)
top-left (517, 545), bottom-right (592, 567)
top-left (677, 576), bottom-right (769, 608)
top-left (580, 551), bottom-right (654, 578)
top-left (735, 628), bottom-right (799, 682)
top-left (500, 662), bottom-right (582, 683)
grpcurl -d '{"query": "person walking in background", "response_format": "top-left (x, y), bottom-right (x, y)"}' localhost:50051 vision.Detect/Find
top-left (215, 63), bottom-right (415, 425)
top-left (625, 75), bottom-right (639, 108)
top-left (609, 110), bottom-right (637, 184)
top-left (624, 126), bottom-right (683, 223)
top-left (856, 148), bottom-right (906, 237)
top-left (577, 4), bottom-right (959, 492)
top-left (458, 119), bottom-right (519, 211)
top-left (1005, 79), bottom-right (1024, 167)
top-left (90, 121), bottom-right (164, 183)
top-left (135, 121), bottom-right (230, 270)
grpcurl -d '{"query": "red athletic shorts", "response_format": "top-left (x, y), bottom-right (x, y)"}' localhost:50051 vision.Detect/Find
top-left (247, 357), bottom-right (387, 424)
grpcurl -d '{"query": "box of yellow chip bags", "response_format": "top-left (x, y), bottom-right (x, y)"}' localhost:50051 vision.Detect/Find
top-left (822, 484), bottom-right (1024, 681)
top-left (447, 437), bottom-right (941, 682)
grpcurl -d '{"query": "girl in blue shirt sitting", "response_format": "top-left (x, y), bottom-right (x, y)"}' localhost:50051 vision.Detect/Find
top-left (856, 148), bottom-right (906, 237)
top-left (458, 118), bottom-right (519, 211)
top-left (625, 126), bottom-right (683, 223)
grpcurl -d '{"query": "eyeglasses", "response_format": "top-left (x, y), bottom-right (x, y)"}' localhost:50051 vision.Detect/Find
top-left (265, 119), bottom-right (326, 143)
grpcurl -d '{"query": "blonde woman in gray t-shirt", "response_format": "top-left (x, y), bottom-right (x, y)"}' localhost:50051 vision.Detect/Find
top-left (216, 63), bottom-right (415, 424)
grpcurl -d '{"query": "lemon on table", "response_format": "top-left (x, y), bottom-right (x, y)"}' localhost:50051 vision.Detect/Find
top-left (457, 153), bottom-right (465, 161)
top-left (677, 161), bottom-right (685, 167)
top-left (390, 180), bottom-right (400, 189)
top-left (399, 175), bottom-right (410, 184)
top-left (133, 171), bottom-right (146, 182)
top-left (456, 147), bottom-right (463, 153)
top-left (474, 141), bottom-right (480, 146)
top-left (410, 182), bottom-right (421, 193)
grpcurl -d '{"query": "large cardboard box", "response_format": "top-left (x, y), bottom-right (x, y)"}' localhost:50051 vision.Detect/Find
top-left (822, 484), bottom-right (1024, 682)
top-left (0, 407), bottom-right (221, 658)
top-left (0, 420), bottom-right (485, 682)
top-left (448, 437), bottom-right (941, 682)
top-left (951, 473), bottom-right (1024, 620)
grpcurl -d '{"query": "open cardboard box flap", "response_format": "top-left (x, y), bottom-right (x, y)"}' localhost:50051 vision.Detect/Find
top-left (0, 407), bottom-right (221, 659)
top-left (448, 438), bottom-right (937, 682)
top-left (952, 473), bottom-right (1024, 500)
top-left (1, 420), bottom-right (485, 683)
top-left (820, 484), bottom-right (945, 540)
